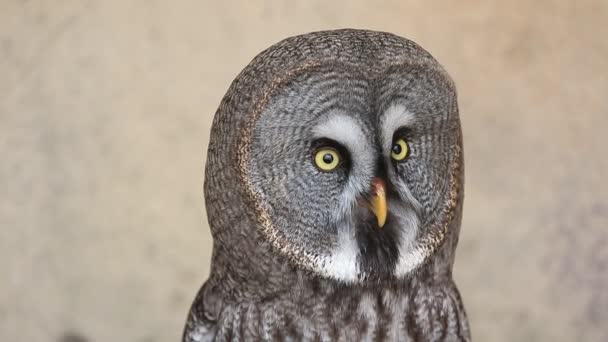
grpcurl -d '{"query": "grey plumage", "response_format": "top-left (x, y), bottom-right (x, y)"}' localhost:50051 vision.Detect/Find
top-left (183, 29), bottom-right (469, 341)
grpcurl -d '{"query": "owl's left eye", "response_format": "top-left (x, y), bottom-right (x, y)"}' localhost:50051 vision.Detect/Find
top-left (314, 148), bottom-right (341, 171)
top-left (391, 138), bottom-right (409, 161)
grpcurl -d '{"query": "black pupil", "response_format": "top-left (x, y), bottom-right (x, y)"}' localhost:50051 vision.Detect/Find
top-left (323, 153), bottom-right (334, 164)
top-left (392, 143), bottom-right (402, 155)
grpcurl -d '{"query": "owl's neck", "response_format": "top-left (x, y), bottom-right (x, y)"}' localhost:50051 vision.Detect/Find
top-left (207, 217), bottom-right (461, 302)
top-left (191, 216), bottom-right (469, 341)
top-left (197, 243), bottom-right (469, 341)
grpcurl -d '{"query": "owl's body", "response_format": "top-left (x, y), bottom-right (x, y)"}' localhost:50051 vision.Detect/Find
top-left (184, 29), bottom-right (469, 341)
top-left (186, 275), bottom-right (468, 341)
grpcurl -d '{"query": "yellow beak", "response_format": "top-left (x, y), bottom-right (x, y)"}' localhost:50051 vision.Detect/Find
top-left (370, 178), bottom-right (387, 228)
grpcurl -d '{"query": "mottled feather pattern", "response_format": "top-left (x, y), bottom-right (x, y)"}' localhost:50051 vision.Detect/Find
top-left (184, 275), bottom-right (469, 342)
top-left (184, 29), bottom-right (469, 341)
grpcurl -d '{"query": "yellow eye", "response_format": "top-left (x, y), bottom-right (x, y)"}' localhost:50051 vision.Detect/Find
top-left (314, 148), bottom-right (341, 171)
top-left (391, 138), bottom-right (409, 161)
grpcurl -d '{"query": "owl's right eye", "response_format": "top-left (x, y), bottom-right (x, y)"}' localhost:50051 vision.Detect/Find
top-left (314, 148), bottom-right (341, 172)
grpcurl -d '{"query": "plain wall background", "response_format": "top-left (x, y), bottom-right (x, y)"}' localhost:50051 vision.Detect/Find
top-left (1, 1), bottom-right (607, 341)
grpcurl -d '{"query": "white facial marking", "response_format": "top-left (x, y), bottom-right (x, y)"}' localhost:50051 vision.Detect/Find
top-left (317, 217), bottom-right (360, 283)
top-left (393, 179), bottom-right (423, 213)
top-left (311, 109), bottom-right (427, 281)
top-left (392, 208), bottom-right (425, 277)
top-left (395, 246), bottom-right (427, 276)
top-left (386, 200), bottom-right (423, 277)
top-left (381, 104), bottom-right (427, 277)
top-left (312, 113), bottom-right (377, 283)
top-left (312, 112), bottom-right (374, 170)
top-left (380, 104), bottom-right (416, 154)
top-left (313, 113), bottom-right (375, 219)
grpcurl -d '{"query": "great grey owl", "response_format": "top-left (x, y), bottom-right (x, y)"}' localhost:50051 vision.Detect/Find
top-left (183, 29), bottom-right (469, 341)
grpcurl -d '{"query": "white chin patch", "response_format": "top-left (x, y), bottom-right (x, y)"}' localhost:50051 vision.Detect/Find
top-left (316, 220), bottom-right (361, 283)
top-left (394, 245), bottom-right (426, 277)
top-left (315, 205), bottom-right (424, 282)
top-left (393, 215), bottom-right (425, 277)
top-left (389, 202), bottom-right (424, 278)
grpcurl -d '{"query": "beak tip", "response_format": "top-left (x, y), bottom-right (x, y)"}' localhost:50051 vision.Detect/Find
top-left (370, 178), bottom-right (388, 229)
top-left (377, 218), bottom-right (386, 229)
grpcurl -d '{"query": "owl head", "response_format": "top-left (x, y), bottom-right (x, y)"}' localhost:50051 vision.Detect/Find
top-left (205, 30), bottom-right (463, 284)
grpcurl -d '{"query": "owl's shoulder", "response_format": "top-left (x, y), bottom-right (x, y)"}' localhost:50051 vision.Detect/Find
top-left (183, 278), bottom-right (469, 341)
top-left (182, 282), bottom-right (222, 342)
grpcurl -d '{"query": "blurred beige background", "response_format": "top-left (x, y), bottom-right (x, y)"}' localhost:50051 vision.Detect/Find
top-left (1, 1), bottom-right (607, 341)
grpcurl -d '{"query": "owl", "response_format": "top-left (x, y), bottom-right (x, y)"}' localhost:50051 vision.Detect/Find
top-left (183, 29), bottom-right (469, 341)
